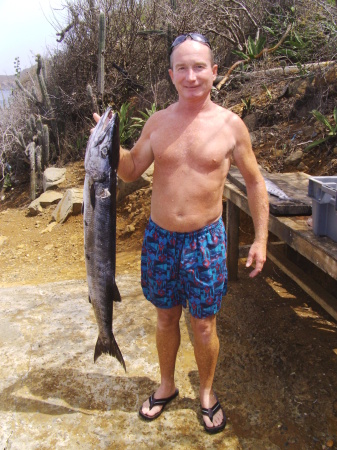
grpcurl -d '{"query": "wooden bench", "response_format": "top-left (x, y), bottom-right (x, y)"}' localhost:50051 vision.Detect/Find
top-left (223, 169), bottom-right (337, 321)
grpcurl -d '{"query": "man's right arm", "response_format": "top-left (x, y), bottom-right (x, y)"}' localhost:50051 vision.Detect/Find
top-left (118, 119), bottom-right (154, 182)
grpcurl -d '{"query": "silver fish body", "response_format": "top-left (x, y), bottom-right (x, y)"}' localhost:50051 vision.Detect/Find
top-left (83, 108), bottom-right (125, 371)
top-left (264, 178), bottom-right (290, 200)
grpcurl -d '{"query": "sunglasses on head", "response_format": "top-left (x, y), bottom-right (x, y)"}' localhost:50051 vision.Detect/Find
top-left (170, 33), bottom-right (211, 54)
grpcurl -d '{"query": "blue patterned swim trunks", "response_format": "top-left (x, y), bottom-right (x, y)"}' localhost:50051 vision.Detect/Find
top-left (141, 217), bottom-right (228, 319)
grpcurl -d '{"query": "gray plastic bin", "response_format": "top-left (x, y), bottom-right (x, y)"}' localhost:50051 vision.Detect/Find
top-left (308, 176), bottom-right (337, 242)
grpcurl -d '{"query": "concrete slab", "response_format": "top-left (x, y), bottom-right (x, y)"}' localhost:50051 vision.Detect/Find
top-left (0, 276), bottom-right (239, 449)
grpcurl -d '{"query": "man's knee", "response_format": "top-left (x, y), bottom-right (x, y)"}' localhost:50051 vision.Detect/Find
top-left (191, 314), bottom-right (217, 343)
top-left (157, 305), bottom-right (182, 330)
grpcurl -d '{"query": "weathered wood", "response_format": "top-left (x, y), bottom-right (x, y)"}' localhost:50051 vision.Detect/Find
top-left (224, 177), bottom-right (337, 276)
top-left (227, 166), bottom-right (312, 215)
top-left (225, 200), bottom-right (240, 281)
top-left (267, 244), bottom-right (337, 321)
top-left (216, 61), bottom-right (336, 89)
top-left (268, 216), bottom-right (337, 280)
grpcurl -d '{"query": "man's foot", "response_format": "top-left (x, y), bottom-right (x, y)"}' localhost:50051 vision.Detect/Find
top-left (201, 393), bottom-right (226, 434)
top-left (139, 388), bottom-right (179, 421)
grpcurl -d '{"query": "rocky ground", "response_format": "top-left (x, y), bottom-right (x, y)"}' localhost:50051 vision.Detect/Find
top-left (0, 158), bottom-right (336, 449)
top-left (1, 64), bottom-right (337, 448)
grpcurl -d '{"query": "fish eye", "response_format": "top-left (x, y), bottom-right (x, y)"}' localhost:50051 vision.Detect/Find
top-left (101, 147), bottom-right (108, 158)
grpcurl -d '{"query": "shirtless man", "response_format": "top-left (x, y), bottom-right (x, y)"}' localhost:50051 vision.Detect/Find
top-left (93, 33), bottom-right (269, 433)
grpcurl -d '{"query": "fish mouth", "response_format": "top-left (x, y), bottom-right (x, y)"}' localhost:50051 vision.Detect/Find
top-left (91, 108), bottom-right (116, 146)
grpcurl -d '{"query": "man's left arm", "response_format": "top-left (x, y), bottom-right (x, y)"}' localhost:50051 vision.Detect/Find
top-left (231, 115), bottom-right (269, 277)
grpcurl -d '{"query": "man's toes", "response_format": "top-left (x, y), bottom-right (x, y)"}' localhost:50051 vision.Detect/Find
top-left (213, 410), bottom-right (223, 426)
top-left (141, 401), bottom-right (162, 418)
top-left (203, 415), bottom-right (214, 428)
top-left (203, 410), bottom-right (224, 428)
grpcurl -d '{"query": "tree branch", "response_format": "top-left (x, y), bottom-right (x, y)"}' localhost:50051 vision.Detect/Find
top-left (216, 24), bottom-right (293, 90)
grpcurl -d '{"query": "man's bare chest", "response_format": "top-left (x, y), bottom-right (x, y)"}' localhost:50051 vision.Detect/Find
top-left (150, 121), bottom-right (234, 169)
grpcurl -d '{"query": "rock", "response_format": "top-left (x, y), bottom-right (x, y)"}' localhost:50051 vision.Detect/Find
top-left (52, 188), bottom-right (83, 223)
top-left (43, 168), bottom-right (66, 191)
top-left (285, 150), bottom-right (303, 165)
top-left (124, 224), bottom-right (136, 233)
top-left (41, 223), bottom-right (57, 234)
top-left (27, 200), bottom-right (43, 216)
top-left (296, 162), bottom-right (308, 172)
top-left (117, 175), bottom-right (151, 204)
top-left (249, 132), bottom-right (258, 146)
top-left (0, 236), bottom-right (8, 246)
top-left (28, 191), bottom-right (63, 216)
top-left (39, 191), bottom-right (64, 207)
top-left (243, 113), bottom-right (257, 131)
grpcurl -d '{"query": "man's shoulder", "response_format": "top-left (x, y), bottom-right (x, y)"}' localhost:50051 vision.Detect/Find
top-left (213, 103), bottom-right (238, 119)
top-left (146, 104), bottom-right (175, 125)
top-left (218, 105), bottom-right (247, 130)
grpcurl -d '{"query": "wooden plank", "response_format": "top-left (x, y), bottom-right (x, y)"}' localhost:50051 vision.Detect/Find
top-left (227, 166), bottom-right (312, 215)
top-left (224, 181), bottom-right (337, 280)
top-left (267, 244), bottom-right (337, 321)
top-left (268, 217), bottom-right (337, 280)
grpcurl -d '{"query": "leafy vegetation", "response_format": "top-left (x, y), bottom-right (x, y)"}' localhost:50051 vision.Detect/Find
top-left (306, 108), bottom-right (337, 150)
top-left (118, 102), bottom-right (136, 147)
top-left (233, 36), bottom-right (267, 60)
top-left (1, 0), bottom-right (337, 187)
top-left (131, 103), bottom-right (157, 133)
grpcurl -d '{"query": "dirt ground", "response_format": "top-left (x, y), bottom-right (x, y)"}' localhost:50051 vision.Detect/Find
top-left (0, 161), bottom-right (337, 449)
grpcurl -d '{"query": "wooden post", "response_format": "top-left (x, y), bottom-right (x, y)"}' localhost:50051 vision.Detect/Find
top-left (226, 200), bottom-right (240, 281)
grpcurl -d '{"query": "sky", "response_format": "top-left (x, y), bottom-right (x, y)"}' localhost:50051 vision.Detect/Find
top-left (0, 0), bottom-right (68, 76)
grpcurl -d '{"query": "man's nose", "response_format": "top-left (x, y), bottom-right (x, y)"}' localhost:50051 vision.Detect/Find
top-left (186, 69), bottom-right (196, 81)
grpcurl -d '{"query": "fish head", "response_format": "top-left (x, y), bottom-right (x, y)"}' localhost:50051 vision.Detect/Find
top-left (85, 108), bottom-right (119, 181)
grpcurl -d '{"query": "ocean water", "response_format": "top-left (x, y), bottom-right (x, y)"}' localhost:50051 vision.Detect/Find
top-left (0, 89), bottom-right (12, 107)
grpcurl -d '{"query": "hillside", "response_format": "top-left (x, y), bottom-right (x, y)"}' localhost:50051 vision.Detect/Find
top-left (0, 74), bottom-right (15, 90)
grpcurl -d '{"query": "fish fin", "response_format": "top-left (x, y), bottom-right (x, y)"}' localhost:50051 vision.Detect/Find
top-left (90, 183), bottom-right (95, 209)
top-left (106, 280), bottom-right (122, 302)
top-left (94, 335), bottom-right (126, 372)
top-left (113, 282), bottom-right (122, 302)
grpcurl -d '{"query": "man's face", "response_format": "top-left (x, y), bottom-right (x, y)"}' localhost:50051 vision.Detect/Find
top-left (169, 40), bottom-right (218, 101)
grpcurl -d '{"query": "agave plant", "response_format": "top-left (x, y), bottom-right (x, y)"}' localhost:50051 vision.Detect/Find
top-left (305, 107), bottom-right (337, 151)
top-left (233, 35), bottom-right (266, 60)
top-left (131, 103), bottom-right (157, 131)
top-left (118, 102), bottom-right (136, 146)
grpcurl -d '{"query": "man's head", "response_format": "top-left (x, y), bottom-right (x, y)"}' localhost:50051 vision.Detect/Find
top-left (169, 33), bottom-right (214, 68)
top-left (168, 33), bottom-right (217, 101)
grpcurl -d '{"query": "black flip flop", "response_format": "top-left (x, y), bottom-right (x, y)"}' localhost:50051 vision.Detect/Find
top-left (201, 395), bottom-right (226, 434)
top-left (139, 389), bottom-right (179, 421)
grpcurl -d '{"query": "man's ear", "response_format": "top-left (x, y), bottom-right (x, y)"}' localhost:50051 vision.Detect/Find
top-left (168, 68), bottom-right (174, 83)
top-left (212, 64), bottom-right (218, 80)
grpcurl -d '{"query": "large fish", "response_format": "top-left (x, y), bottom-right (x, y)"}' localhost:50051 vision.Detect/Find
top-left (83, 107), bottom-right (126, 371)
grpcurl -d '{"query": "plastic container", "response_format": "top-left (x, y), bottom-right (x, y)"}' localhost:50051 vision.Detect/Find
top-left (308, 176), bottom-right (337, 242)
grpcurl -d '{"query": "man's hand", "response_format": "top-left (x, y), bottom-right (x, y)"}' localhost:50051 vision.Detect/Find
top-left (245, 241), bottom-right (267, 278)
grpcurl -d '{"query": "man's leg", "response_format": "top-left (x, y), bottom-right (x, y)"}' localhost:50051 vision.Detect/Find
top-left (140, 305), bottom-right (182, 417)
top-left (190, 314), bottom-right (224, 429)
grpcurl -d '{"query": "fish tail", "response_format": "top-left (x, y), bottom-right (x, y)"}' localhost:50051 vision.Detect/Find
top-left (94, 335), bottom-right (126, 372)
